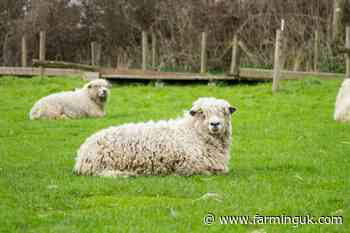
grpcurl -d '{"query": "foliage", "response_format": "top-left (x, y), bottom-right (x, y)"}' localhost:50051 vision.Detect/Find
top-left (1, 1), bottom-right (350, 72)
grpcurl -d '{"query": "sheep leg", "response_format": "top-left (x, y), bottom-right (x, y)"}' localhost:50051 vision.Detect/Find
top-left (42, 104), bottom-right (65, 119)
top-left (94, 110), bottom-right (106, 118)
top-left (56, 114), bottom-right (69, 120)
top-left (96, 170), bottom-right (138, 178)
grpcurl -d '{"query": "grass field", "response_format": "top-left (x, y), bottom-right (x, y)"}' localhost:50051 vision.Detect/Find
top-left (0, 76), bottom-right (348, 233)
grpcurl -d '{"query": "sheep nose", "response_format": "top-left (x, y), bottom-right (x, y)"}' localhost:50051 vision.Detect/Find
top-left (102, 89), bottom-right (107, 94)
top-left (210, 122), bottom-right (220, 127)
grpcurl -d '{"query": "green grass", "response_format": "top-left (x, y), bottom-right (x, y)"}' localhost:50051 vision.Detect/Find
top-left (0, 76), bottom-right (348, 233)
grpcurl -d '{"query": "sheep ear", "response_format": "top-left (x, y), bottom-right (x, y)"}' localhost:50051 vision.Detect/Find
top-left (229, 107), bottom-right (237, 114)
top-left (190, 107), bottom-right (202, 116)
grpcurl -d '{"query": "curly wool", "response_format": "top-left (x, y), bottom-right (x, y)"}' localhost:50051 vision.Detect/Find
top-left (29, 79), bottom-right (110, 120)
top-left (334, 79), bottom-right (350, 122)
top-left (74, 97), bottom-right (236, 176)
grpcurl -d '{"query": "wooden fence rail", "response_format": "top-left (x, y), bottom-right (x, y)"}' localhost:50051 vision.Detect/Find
top-left (0, 67), bottom-right (82, 77)
top-left (2, 29), bottom-right (348, 82)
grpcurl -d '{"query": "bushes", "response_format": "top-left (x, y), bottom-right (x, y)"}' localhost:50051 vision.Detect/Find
top-left (1, 0), bottom-right (349, 73)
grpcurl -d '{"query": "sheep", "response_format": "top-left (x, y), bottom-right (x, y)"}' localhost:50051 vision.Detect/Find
top-left (29, 79), bottom-right (111, 120)
top-left (334, 79), bottom-right (350, 122)
top-left (73, 97), bottom-right (237, 177)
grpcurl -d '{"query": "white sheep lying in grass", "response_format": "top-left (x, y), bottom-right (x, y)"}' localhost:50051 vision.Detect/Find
top-left (74, 97), bottom-right (237, 176)
top-left (334, 79), bottom-right (350, 122)
top-left (29, 79), bottom-right (111, 120)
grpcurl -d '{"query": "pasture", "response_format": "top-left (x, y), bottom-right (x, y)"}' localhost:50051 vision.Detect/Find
top-left (0, 76), bottom-right (348, 233)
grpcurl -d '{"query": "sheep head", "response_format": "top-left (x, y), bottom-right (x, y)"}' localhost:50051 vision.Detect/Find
top-left (189, 97), bottom-right (236, 137)
top-left (85, 79), bottom-right (111, 104)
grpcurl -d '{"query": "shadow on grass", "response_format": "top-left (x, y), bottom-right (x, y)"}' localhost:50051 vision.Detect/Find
top-left (107, 79), bottom-right (269, 87)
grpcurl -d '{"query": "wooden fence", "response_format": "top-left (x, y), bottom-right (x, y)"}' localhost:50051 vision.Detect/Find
top-left (2, 24), bottom-right (349, 91)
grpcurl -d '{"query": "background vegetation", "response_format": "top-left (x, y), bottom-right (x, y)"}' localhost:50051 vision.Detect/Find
top-left (1, 0), bottom-right (350, 72)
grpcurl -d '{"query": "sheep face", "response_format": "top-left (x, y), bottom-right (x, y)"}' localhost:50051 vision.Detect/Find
top-left (190, 97), bottom-right (236, 136)
top-left (86, 79), bottom-right (111, 103)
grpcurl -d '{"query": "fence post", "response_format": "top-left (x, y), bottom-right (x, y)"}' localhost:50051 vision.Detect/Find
top-left (346, 26), bottom-right (350, 78)
top-left (230, 34), bottom-right (240, 78)
top-left (39, 31), bottom-right (46, 61)
top-left (152, 32), bottom-right (157, 69)
top-left (39, 31), bottom-right (46, 77)
top-left (91, 42), bottom-right (101, 66)
top-left (314, 30), bottom-right (319, 72)
top-left (91, 42), bottom-right (95, 66)
top-left (333, 0), bottom-right (345, 42)
top-left (21, 35), bottom-right (27, 67)
top-left (96, 43), bottom-right (101, 66)
top-left (200, 31), bottom-right (207, 74)
top-left (272, 29), bottom-right (283, 92)
top-left (142, 31), bottom-right (148, 70)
